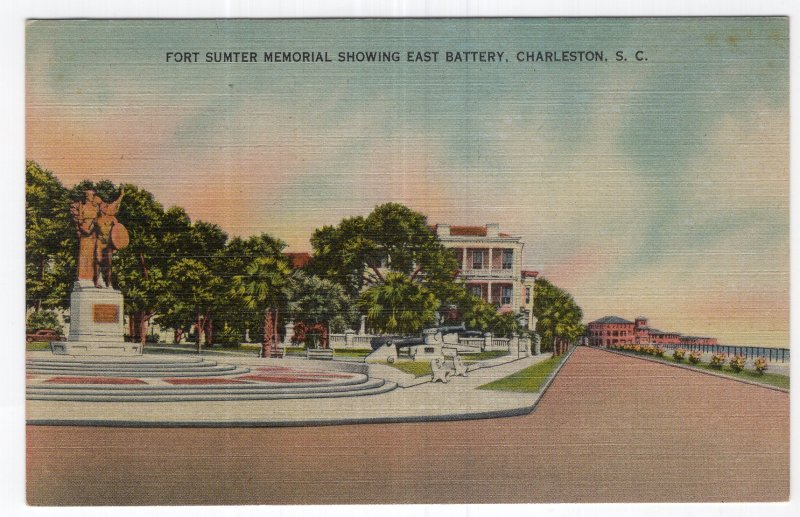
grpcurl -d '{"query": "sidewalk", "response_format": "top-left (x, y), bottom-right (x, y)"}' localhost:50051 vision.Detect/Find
top-left (27, 352), bottom-right (557, 427)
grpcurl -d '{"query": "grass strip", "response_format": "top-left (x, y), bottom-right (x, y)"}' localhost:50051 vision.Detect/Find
top-left (26, 341), bottom-right (52, 351)
top-left (461, 350), bottom-right (510, 362)
top-left (386, 361), bottom-right (433, 378)
top-left (333, 349), bottom-right (373, 358)
top-left (613, 350), bottom-right (789, 390)
top-left (478, 356), bottom-right (562, 393)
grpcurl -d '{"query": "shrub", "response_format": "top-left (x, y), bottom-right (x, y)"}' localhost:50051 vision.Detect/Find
top-left (215, 324), bottom-right (242, 347)
top-left (654, 346), bottom-right (665, 357)
top-left (710, 352), bottom-right (726, 369)
top-left (328, 315), bottom-right (350, 334)
top-left (729, 355), bottom-right (746, 373)
top-left (26, 309), bottom-right (64, 335)
top-left (632, 345), bottom-right (642, 353)
top-left (688, 350), bottom-right (702, 364)
top-left (753, 357), bottom-right (768, 375)
top-left (673, 348), bottom-right (686, 362)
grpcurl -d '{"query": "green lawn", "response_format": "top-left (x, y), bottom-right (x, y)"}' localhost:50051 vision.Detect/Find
top-left (612, 350), bottom-right (789, 390)
top-left (387, 360), bottom-right (433, 377)
top-left (461, 350), bottom-right (510, 362)
top-left (333, 348), bottom-right (373, 358)
top-left (693, 362), bottom-right (790, 390)
top-left (26, 341), bottom-right (51, 351)
top-left (478, 356), bottom-right (563, 393)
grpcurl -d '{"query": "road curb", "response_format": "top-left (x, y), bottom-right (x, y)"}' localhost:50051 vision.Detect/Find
top-left (524, 345), bottom-right (578, 415)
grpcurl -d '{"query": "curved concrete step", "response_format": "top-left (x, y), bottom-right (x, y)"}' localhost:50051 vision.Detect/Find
top-left (27, 357), bottom-right (206, 366)
top-left (28, 373), bottom-right (370, 392)
top-left (26, 361), bottom-right (222, 371)
top-left (26, 378), bottom-right (397, 402)
top-left (27, 364), bottom-right (251, 377)
top-left (26, 358), bottom-right (258, 377)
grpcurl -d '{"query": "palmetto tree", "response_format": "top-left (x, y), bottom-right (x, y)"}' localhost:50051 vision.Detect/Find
top-left (232, 256), bottom-right (292, 357)
top-left (357, 272), bottom-right (439, 335)
top-left (533, 277), bottom-right (585, 353)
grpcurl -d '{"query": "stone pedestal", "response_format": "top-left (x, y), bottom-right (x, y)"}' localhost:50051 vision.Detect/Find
top-left (510, 332), bottom-right (520, 357)
top-left (283, 322), bottom-right (295, 347)
top-left (51, 281), bottom-right (141, 356)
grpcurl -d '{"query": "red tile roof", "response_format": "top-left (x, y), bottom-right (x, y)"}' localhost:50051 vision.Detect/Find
top-left (284, 252), bottom-right (311, 268)
top-left (431, 224), bottom-right (512, 237)
top-left (521, 270), bottom-right (539, 278)
top-left (449, 226), bottom-right (488, 236)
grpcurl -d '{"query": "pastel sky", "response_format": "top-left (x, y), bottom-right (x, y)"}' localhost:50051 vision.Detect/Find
top-left (26, 19), bottom-right (788, 346)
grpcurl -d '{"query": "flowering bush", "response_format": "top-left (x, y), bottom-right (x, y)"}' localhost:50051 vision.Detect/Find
top-left (632, 345), bottom-right (642, 353)
top-left (753, 357), bottom-right (768, 375)
top-left (673, 348), bottom-right (686, 362)
top-left (654, 346), bottom-right (665, 358)
top-left (729, 355), bottom-right (746, 373)
top-left (710, 352), bottom-right (726, 369)
top-left (688, 350), bottom-right (702, 364)
top-left (643, 345), bottom-right (655, 355)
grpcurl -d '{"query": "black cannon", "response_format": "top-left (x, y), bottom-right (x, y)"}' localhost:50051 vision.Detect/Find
top-left (369, 325), bottom-right (466, 351)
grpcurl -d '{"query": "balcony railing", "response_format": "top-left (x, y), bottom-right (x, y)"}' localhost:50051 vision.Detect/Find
top-left (460, 268), bottom-right (515, 278)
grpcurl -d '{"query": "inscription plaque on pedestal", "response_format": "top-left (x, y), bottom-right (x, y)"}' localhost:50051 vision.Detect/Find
top-left (93, 304), bottom-right (119, 323)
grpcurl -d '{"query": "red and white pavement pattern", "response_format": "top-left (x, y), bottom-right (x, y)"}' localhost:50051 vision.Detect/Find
top-left (27, 365), bottom-right (363, 388)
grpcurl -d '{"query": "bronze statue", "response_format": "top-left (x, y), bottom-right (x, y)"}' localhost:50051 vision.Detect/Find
top-left (70, 188), bottom-right (129, 288)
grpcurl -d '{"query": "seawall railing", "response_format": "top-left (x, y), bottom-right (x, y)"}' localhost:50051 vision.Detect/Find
top-left (657, 343), bottom-right (789, 363)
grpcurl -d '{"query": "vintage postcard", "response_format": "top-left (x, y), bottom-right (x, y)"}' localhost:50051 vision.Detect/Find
top-left (24, 18), bottom-right (789, 506)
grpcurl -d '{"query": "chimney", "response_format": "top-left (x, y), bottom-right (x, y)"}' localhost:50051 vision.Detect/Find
top-left (436, 224), bottom-right (450, 237)
top-left (486, 223), bottom-right (500, 237)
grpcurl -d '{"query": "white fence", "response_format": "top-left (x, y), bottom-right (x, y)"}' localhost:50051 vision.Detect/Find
top-left (329, 331), bottom-right (531, 355)
top-left (328, 331), bottom-right (375, 349)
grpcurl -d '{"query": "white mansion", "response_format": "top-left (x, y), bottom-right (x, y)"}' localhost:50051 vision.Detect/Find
top-left (433, 223), bottom-right (538, 330)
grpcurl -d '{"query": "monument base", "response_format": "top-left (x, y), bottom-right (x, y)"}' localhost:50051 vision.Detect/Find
top-left (53, 281), bottom-right (141, 356)
top-left (51, 341), bottom-right (143, 356)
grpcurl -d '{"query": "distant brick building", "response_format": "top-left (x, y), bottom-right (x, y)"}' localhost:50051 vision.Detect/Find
top-left (587, 316), bottom-right (717, 347)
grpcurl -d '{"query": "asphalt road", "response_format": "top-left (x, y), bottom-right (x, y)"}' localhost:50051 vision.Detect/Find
top-left (26, 347), bottom-right (789, 505)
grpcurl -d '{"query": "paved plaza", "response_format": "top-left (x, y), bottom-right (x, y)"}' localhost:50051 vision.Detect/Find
top-left (26, 347), bottom-right (789, 505)
top-left (26, 352), bottom-right (551, 426)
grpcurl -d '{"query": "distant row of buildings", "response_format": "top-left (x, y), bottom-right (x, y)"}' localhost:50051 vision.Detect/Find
top-left (291, 222), bottom-right (719, 345)
top-left (587, 316), bottom-right (718, 347)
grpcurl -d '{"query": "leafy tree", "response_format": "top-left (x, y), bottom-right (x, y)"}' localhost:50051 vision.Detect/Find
top-left (491, 311), bottom-right (524, 338)
top-left (155, 297), bottom-right (194, 344)
top-left (232, 256), bottom-right (293, 357)
top-left (533, 277), bottom-right (585, 352)
top-left (112, 184), bottom-right (175, 345)
top-left (287, 272), bottom-right (356, 337)
top-left (460, 293), bottom-right (498, 332)
top-left (308, 203), bottom-right (459, 299)
top-left (216, 234), bottom-right (288, 343)
top-left (357, 272), bottom-right (439, 335)
top-left (186, 221), bottom-right (228, 345)
top-left (166, 259), bottom-right (222, 353)
top-left (26, 309), bottom-right (64, 334)
top-left (25, 161), bottom-right (75, 310)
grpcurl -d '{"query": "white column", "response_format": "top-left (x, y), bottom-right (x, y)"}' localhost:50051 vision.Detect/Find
top-left (488, 248), bottom-right (493, 271)
top-left (487, 281), bottom-right (492, 303)
top-left (461, 247), bottom-right (468, 271)
top-left (510, 283), bottom-right (517, 311)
